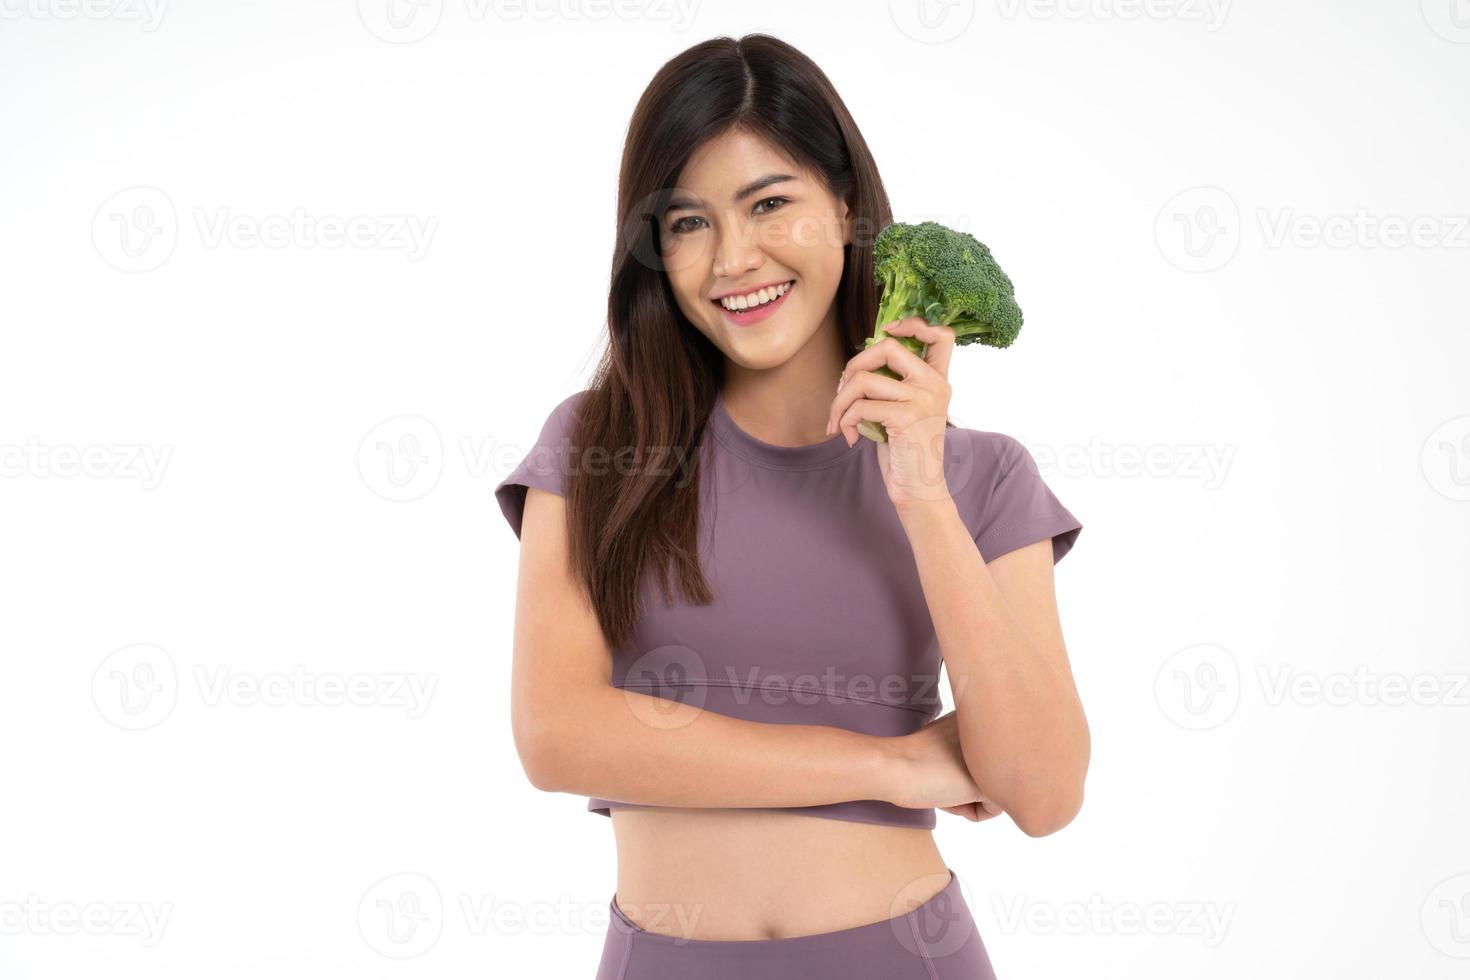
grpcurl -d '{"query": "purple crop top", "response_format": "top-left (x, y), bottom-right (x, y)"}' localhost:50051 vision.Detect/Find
top-left (494, 388), bottom-right (1082, 830)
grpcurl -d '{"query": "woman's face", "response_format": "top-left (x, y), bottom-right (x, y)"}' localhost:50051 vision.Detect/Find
top-left (658, 128), bottom-right (852, 373)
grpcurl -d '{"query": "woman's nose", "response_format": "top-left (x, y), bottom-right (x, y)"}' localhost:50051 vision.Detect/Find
top-left (713, 225), bottom-right (763, 278)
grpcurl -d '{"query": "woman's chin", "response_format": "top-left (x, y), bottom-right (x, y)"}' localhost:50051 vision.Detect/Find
top-left (723, 327), bottom-right (821, 370)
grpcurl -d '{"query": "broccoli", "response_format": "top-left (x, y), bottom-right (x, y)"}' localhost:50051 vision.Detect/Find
top-left (855, 220), bottom-right (1023, 443)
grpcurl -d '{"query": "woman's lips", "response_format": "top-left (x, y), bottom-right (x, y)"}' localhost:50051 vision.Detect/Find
top-left (713, 280), bottom-right (794, 326)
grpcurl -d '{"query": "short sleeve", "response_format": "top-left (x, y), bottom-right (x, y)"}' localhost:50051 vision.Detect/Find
top-left (493, 390), bottom-right (585, 539)
top-left (971, 432), bottom-right (1082, 565)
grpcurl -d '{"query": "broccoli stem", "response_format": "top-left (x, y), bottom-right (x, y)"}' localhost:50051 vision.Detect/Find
top-left (856, 300), bottom-right (930, 443)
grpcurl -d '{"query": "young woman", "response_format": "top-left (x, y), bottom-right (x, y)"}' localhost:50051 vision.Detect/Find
top-left (494, 33), bottom-right (1087, 980)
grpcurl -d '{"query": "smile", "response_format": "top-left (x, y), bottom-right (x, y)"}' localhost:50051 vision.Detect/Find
top-left (713, 280), bottom-right (795, 326)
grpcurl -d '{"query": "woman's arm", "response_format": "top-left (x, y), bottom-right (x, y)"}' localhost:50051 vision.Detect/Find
top-left (510, 486), bottom-right (900, 810)
top-left (822, 318), bottom-right (1088, 836)
top-left (896, 495), bottom-right (1090, 837)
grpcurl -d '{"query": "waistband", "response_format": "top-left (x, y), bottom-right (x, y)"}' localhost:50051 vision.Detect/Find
top-left (600, 867), bottom-right (994, 979)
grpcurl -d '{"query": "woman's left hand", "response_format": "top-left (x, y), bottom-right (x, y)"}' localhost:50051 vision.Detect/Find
top-left (941, 798), bottom-right (1005, 823)
top-left (827, 316), bottom-right (958, 511)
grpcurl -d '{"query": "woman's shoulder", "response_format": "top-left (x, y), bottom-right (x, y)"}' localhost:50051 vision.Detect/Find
top-left (547, 387), bottom-right (593, 424)
top-left (945, 420), bottom-right (1031, 477)
top-left (521, 388), bottom-right (596, 448)
top-left (493, 388), bottom-right (595, 539)
top-left (944, 418), bottom-right (1083, 563)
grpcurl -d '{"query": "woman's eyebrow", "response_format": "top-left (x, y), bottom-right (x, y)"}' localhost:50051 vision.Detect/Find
top-left (664, 174), bottom-right (797, 214)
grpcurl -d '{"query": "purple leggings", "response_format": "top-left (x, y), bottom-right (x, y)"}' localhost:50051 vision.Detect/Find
top-left (594, 868), bottom-right (998, 980)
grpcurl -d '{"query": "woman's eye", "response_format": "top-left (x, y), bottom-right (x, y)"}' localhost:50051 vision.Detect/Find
top-left (667, 198), bottom-right (787, 235)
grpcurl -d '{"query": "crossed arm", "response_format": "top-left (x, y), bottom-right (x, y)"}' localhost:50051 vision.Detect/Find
top-left (509, 486), bottom-right (1086, 835)
top-left (509, 486), bottom-right (903, 811)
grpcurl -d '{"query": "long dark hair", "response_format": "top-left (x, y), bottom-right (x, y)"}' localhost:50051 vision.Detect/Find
top-left (566, 33), bottom-right (893, 650)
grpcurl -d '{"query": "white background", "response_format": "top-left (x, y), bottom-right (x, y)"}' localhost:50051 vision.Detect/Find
top-left (3, 1), bottom-right (1469, 977)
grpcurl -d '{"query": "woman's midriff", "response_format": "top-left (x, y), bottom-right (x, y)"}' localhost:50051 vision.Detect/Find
top-left (608, 806), bottom-right (952, 942)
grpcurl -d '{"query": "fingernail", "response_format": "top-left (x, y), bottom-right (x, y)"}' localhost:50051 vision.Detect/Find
top-left (836, 373), bottom-right (845, 393)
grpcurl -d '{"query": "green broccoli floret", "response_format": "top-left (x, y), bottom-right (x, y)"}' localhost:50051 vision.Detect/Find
top-left (856, 221), bottom-right (1023, 443)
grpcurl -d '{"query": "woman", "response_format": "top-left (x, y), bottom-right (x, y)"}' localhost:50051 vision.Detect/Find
top-left (494, 33), bottom-right (1088, 980)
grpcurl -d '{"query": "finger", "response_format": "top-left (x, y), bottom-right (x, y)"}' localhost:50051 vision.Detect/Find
top-left (834, 397), bottom-right (904, 447)
top-left (827, 369), bottom-right (910, 436)
top-left (847, 334), bottom-right (941, 385)
top-left (884, 317), bottom-right (957, 378)
top-left (884, 316), bottom-right (955, 344)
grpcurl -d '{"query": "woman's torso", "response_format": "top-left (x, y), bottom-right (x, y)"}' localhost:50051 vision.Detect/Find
top-left (596, 396), bottom-right (971, 940)
top-left (492, 392), bottom-right (1079, 939)
top-left (551, 393), bottom-right (997, 939)
top-left (609, 807), bottom-right (951, 941)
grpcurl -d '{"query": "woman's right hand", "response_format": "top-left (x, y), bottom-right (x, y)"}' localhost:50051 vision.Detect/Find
top-left (886, 711), bottom-right (1003, 820)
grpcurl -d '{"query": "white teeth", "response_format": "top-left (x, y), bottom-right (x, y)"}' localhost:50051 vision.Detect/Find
top-left (720, 280), bottom-right (791, 311)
